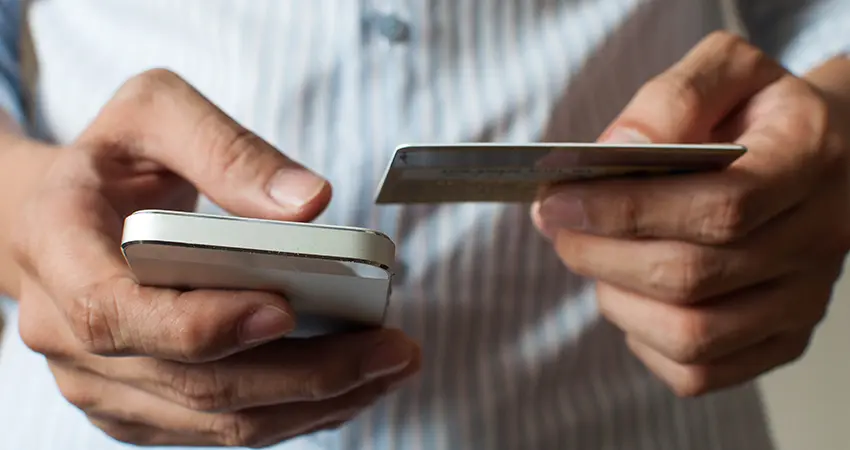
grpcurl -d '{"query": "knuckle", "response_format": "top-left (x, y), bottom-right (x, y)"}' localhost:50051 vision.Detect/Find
top-left (785, 334), bottom-right (813, 365)
top-left (596, 292), bottom-right (620, 322)
top-left (702, 29), bottom-right (744, 46)
top-left (90, 418), bottom-right (152, 446)
top-left (665, 72), bottom-right (706, 114)
top-left (54, 373), bottom-right (99, 411)
top-left (646, 246), bottom-right (709, 302)
top-left (797, 289), bottom-right (833, 329)
top-left (170, 308), bottom-right (220, 362)
top-left (168, 365), bottom-right (236, 412)
top-left (83, 68), bottom-right (189, 147)
top-left (810, 302), bottom-right (830, 327)
top-left (668, 312), bottom-right (714, 363)
top-left (701, 30), bottom-right (753, 58)
top-left (199, 117), bottom-right (265, 179)
top-left (65, 282), bottom-right (123, 355)
top-left (115, 68), bottom-right (186, 108)
top-left (701, 31), bottom-right (775, 74)
top-left (669, 366), bottom-right (712, 397)
top-left (211, 412), bottom-right (263, 448)
top-left (18, 305), bottom-right (63, 357)
top-left (644, 70), bottom-right (705, 131)
top-left (17, 319), bottom-right (44, 354)
top-left (692, 188), bottom-right (750, 244)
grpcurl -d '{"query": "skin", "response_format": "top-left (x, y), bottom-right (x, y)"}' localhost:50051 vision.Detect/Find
top-left (1, 70), bottom-right (421, 447)
top-left (534, 31), bottom-right (850, 397)
top-left (0, 30), bottom-right (848, 446)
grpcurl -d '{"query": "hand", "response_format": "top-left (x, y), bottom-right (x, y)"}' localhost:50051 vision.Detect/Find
top-left (12, 69), bottom-right (421, 447)
top-left (533, 32), bottom-right (850, 396)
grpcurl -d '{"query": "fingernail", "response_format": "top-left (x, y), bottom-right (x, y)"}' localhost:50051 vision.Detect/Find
top-left (362, 339), bottom-right (414, 380)
top-left (530, 202), bottom-right (557, 241)
top-left (539, 195), bottom-right (587, 231)
top-left (600, 127), bottom-right (652, 144)
top-left (268, 168), bottom-right (328, 210)
top-left (239, 306), bottom-right (293, 345)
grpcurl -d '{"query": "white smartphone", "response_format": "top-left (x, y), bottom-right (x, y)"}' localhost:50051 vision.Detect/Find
top-left (121, 210), bottom-right (396, 336)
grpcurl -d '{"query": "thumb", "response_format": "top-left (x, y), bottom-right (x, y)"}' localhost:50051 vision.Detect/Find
top-left (598, 31), bottom-right (786, 145)
top-left (78, 69), bottom-right (331, 222)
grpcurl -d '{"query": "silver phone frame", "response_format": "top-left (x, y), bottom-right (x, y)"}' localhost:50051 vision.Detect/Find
top-left (120, 210), bottom-right (397, 332)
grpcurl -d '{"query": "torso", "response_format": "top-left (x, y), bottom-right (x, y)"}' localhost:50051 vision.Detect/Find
top-left (0, 1), bottom-right (774, 448)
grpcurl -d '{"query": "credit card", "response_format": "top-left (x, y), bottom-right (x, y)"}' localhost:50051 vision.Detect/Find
top-left (374, 143), bottom-right (746, 204)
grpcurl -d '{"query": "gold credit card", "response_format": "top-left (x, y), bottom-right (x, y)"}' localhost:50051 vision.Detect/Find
top-left (374, 143), bottom-right (746, 204)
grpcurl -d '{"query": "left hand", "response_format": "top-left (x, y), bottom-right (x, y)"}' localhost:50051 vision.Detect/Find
top-left (533, 31), bottom-right (850, 397)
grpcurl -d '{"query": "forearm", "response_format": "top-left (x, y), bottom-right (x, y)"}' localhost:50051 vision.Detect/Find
top-left (0, 120), bottom-right (55, 299)
top-left (805, 56), bottom-right (850, 108)
top-left (0, 0), bottom-right (47, 298)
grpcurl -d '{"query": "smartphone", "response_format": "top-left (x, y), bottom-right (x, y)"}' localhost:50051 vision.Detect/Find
top-left (121, 210), bottom-right (396, 336)
top-left (375, 142), bottom-right (746, 203)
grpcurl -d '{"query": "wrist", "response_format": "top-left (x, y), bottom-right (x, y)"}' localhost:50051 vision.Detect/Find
top-left (804, 56), bottom-right (850, 158)
top-left (0, 129), bottom-right (58, 298)
top-left (804, 55), bottom-right (850, 114)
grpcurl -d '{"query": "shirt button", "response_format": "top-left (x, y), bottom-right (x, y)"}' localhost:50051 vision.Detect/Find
top-left (369, 13), bottom-right (411, 43)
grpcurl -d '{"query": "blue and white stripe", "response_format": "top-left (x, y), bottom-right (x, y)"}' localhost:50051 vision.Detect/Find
top-left (2, 1), bottom-right (849, 449)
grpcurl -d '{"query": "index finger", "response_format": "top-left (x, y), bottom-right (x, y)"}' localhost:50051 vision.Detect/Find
top-left (77, 69), bottom-right (331, 223)
top-left (15, 174), bottom-right (296, 362)
top-left (536, 33), bottom-right (834, 244)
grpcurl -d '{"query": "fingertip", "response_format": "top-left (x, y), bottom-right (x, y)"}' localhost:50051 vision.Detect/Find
top-left (358, 328), bottom-right (419, 380)
top-left (238, 303), bottom-right (297, 346)
top-left (530, 201), bottom-right (556, 241)
top-left (373, 333), bottom-right (423, 391)
top-left (295, 180), bottom-right (333, 221)
top-left (598, 126), bottom-right (654, 144)
top-left (231, 290), bottom-right (297, 317)
top-left (382, 357), bottom-right (423, 392)
top-left (165, 289), bottom-right (296, 360)
top-left (267, 169), bottom-right (333, 222)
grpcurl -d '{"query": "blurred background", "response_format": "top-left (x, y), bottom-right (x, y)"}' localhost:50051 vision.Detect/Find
top-left (760, 265), bottom-right (850, 450)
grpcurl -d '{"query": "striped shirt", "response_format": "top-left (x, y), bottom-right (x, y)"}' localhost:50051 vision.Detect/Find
top-left (1, 1), bottom-right (848, 449)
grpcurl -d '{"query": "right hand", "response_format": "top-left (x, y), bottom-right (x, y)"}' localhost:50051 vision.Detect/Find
top-left (12, 69), bottom-right (421, 447)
